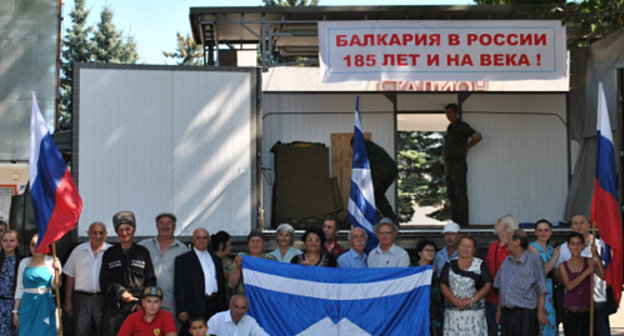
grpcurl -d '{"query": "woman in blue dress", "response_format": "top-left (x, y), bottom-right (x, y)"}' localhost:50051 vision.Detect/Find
top-left (528, 219), bottom-right (559, 336)
top-left (12, 234), bottom-right (61, 336)
top-left (0, 230), bottom-right (21, 336)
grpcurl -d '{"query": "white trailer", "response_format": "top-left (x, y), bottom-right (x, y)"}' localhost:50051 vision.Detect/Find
top-left (74, 64), bottom-right (260, 238)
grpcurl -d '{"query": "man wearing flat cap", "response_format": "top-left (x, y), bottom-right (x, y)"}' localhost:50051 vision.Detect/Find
top-left (100, 210), bottom-right (156, 336)
top-left (117, 286), bottom-right (177, 336)
top-left (139, 213), bottom-right (188, 315)
top-left (367, 218), bottom-right (410, 268)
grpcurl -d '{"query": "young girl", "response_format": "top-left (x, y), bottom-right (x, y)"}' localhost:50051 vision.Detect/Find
top-left (0, 230), bottom-right (20, 336)
top-left (558, 232), bottom-right (604, 336)
top-left (13, 234), bottom-right (61, 336)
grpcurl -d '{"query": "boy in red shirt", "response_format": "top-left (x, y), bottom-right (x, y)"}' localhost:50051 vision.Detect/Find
top-left (118, 286), bottom-right (177, 336)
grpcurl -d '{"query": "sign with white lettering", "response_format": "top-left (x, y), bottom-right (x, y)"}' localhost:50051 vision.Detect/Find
top-left (318, 21), bottom-right (566, 83)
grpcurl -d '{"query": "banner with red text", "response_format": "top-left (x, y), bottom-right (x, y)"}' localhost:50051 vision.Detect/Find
top-left (318, 20), bottom-right (566, 83)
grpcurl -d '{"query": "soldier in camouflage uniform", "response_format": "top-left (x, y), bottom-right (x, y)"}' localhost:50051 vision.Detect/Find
top-left (443, 103), bottom-right (482, 227)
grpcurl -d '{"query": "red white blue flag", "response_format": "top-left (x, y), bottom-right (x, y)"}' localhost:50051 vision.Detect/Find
top-left (590, 82), bottom-right (622, 305)
top-left (29, 93), bottom-right (82, 253)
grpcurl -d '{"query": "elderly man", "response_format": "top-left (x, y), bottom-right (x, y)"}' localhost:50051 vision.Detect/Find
top-left (556, 214), bottom-right (611, 336)
top-left (100, 210), bottom-right (156, 336)
top-left (494, 229), bottom-right (548, 336)
top-left (337, 227), bottom-right (368, 268)
top-left (367, 218), bottom-right (409, 268)
top-left (322, 216), bottom-right (347, 259)
top-left (139, 213), bottom-right (188, 315)
top-left (433, 222), bottom-right (461, 276)
top-left (443, 103), bottom-right (482, 227)
top-left (207, 295), bottom-right (269, 336)
top-left (485, 214), bottom-right (517, 336)
top-left (175, 228), bottom-right (227, 336)
top-left (63, 222), bottom-right (111, 336)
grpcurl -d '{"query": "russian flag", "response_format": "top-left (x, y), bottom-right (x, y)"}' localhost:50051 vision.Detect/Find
top-left (243, 256), bottom-right (432, 336)
top-left (590, 82), bottom-right (622, 306)
top-left (348, 97), bottom-right (379, 252)
top-left (29, 93), bottom-right (82, 254)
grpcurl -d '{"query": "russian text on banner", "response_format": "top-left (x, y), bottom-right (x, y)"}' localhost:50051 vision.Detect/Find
top-left (348, 97), bottom-right (379, 252)
top-left (590, 82), bottom-right (623, 305)
top-left (242, 256), bottom-right (432, 336)
top-left (318, 20), bottom-right (566, 82)
top-left (29, 92), bottom-right (83, 253)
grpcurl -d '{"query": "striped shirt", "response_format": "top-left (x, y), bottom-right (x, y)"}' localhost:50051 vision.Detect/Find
top-left (493, 250), bottom-right (547, 309)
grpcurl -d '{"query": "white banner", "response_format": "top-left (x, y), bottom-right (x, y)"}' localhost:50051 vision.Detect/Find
top-left (318, 20), bottom-right (566, 83)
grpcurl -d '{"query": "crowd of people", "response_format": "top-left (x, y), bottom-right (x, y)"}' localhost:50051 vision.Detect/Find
top-left (0, 211), bottom-right (615, 336)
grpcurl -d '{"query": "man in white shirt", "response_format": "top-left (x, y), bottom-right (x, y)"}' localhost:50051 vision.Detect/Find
top-left (175, 228), bottom-right (226, 336)
top-left (139, 213), bottom-right (188, 315)
top-left (556, 214), bottom-right (611, 336)
top-left (367, 217), bottom-right (410, 268)
top-left (63, 222), bottom-right (111, 336)
top-left (207, 295), bottom-right (268, 336)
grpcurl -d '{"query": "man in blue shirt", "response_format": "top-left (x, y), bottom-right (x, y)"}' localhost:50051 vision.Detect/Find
top-left (337, 228), bottom-right (368, 268)
top-left (433, 222), bottom-right (460, 275)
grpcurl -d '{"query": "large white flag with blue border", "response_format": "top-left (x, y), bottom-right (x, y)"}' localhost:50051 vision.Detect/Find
top-left (243, 256), bottom-right (432, 335)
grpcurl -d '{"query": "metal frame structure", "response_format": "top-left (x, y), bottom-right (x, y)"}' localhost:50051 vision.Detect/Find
top-left (189, 5), bottom-right (569, 72)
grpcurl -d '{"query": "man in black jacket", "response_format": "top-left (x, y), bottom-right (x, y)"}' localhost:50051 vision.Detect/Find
top-left (100, 210), bottom-right (156, 336)
top-left (174, 228), bottom-right (227, 336)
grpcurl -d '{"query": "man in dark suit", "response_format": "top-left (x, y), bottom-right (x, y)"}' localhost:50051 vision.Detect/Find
top-left (174, 228), bottom-right (227, 336)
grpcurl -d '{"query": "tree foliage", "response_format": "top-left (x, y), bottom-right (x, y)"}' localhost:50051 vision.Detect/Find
top-left (59, 2), bottom-right (137, 130)
top-left (163, 32), bottom-right (204, 66)
top-left (565, 0), bottom-right (624, 45)
top-left (397, 131), bottom-right (450, 223)
top-left (263, 0), bottom-right (319, 6)
top-left (472, 0), bottom-right (624, 46)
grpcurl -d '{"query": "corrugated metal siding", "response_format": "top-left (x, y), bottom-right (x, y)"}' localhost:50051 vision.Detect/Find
top-left (262, 93), bottom-right (396, 225)
top-left (77, 68), bottom-right (254, 237)
top-left (463, 93), bottom-right (568, 225)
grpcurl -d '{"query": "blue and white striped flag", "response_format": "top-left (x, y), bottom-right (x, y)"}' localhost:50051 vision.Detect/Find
top-left (348, 97), bottom-right (379, 252)
top-left (243, 256), bottom-right (432, 336)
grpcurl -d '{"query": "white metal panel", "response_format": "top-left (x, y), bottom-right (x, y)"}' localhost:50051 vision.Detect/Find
top-left (77, 67), bottom-right (254, 237)
top-left (462, 93), bottom-right (568, 225)
top-left (262, 93), bottom-right (395, 225)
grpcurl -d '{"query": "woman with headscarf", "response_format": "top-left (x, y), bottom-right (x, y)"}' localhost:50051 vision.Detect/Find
top-left (229, 229), bottom-right (276, 295)
top-left (270, 223), bottom-right (302, 263)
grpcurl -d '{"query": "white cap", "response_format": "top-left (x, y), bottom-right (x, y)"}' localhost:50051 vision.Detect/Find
top-left (442, 222), bottom-right (460, 233)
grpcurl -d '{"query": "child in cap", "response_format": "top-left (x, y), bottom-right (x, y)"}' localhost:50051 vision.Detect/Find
top-left (117, 286), bottom-right (177, 336)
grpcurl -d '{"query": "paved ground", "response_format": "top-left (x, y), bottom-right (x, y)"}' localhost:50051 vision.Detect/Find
top-left (611, 305), bottom-right (624, 336)
top-left (555, 307), bottom-right (624, 335)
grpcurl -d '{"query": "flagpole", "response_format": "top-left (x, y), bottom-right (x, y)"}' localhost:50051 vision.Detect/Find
top-left (52, 242), bottom-right (63, 336)
top-left (590, 221), bottom-right (596, 336)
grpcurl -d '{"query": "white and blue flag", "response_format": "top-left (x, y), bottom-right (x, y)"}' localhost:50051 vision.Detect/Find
top-left (243, 256), bottom-right (432, 336)
top-left (348, 97), bottom-right (379, 252)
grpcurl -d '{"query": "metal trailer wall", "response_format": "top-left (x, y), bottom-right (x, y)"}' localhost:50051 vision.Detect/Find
top-left (397, 92), bottom-right (568, 225)
top-left (0, 0), bottom-right (58, 161)
top-left (461, 93), bottom-right (568, 224)
top-left (74, 65), bottom-right (259, 238)
top-left (264, 92), bottom-right (568, 226)
top-left (262, 93), bottom-right (396, 226)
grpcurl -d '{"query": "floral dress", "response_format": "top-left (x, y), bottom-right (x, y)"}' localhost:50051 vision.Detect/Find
top-left (0, 255), bottom-right (17, 336)
top-left (530, 242), bottom-right (558, 336)
top-left (440, 257), bottom-right (490, 336)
